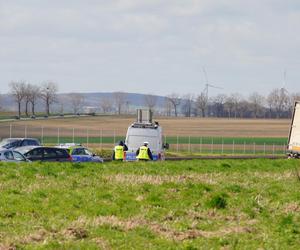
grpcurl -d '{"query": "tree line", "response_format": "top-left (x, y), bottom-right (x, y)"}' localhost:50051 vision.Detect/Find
top-left (2, 81), bottom-right (300, 119)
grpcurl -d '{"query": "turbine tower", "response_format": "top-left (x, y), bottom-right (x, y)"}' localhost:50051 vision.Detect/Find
top-left (202, 67), bottom-right (222, 101)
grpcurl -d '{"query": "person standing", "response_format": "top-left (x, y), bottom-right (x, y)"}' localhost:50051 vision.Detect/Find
top-left (112, 141), bottom-right (128, 161)
top-left (136, 142), bottom-right (153, 161)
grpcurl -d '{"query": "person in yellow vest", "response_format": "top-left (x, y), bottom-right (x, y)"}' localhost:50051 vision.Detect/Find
top-left (112, 141), bottom-right (128, 161)
top-left (136, 142), bottom-right (153, 161)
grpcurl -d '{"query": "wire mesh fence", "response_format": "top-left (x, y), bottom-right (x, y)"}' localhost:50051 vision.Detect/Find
top-left (0, 124), bottom-right (288, 155)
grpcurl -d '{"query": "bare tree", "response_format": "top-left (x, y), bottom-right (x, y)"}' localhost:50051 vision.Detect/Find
top-left (9, 81), bottom-right (26, 118)
top-left (267, 88), bottom-right (289, 118)
top-left (211, 94), bottom-right (227, 117)
top-left (248, 92), bottom-right (265, 118)
top-left (224, 93), bottom-right (243, 118)
top-left (164, 97), bottom-right (172, 116)
top-left (144, 94), bottom-right (157, 111)
top-left (23, 84), bottom-right (31, 117)
top-left (41, 82), bottom-right (58, 116)
top-left (99, 96), bottom-right (113, 114)
top-left (28, 84), bottom-right (41, 116)
top-left (167, 93), bottom-right (181, 116)
top-left (69, 93), bottom-right (85, 114)
top-left (113, 92), bottom-right (127, 115)
top-left (181, 94), bottom-right (194, 117)
top-left (195, 92), bottom-right (208, 117)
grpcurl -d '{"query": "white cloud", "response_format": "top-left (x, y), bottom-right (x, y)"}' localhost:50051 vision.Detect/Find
top-left (0, 0), bottom-right (299, 95)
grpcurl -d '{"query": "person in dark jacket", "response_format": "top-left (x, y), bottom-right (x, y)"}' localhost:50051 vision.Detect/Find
top-left (136, 142), bottom-right (153, 161)
top-left (112, 141), bottom-right (128, 161)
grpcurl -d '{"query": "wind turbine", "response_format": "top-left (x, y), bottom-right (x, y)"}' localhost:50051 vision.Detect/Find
top-left (202, 67), bottom-right (223, 101)
top-left (280, 69), bottom-right (289, 96)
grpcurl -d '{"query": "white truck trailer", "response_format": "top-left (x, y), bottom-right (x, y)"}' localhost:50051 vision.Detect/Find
top-left (124, 109), bottom-right (168, 161)
top-left (287, 101), bottom-right (300, 158)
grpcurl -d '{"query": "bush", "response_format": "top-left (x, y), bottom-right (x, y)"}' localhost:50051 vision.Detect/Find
top-left (207, 193), bottom-right (228, 209)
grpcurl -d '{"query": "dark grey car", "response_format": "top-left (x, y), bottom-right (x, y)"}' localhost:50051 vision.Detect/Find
top-left (16, 146), bottom-right (72, 162)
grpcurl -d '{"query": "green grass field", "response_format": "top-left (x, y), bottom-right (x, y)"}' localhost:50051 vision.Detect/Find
top-left (39, 136), bottom-right (287, 145)
top-left (0, 159), bottom-right (300, 249)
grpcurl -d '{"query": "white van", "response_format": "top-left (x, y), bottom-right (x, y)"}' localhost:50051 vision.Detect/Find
top-left (287, 101), bottom-right (300, 158)
top-left (124, 110), bottom-right (168, 161)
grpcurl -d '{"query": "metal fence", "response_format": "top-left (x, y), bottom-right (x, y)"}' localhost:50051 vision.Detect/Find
top-left (0, 124), bottom-right (288, 155)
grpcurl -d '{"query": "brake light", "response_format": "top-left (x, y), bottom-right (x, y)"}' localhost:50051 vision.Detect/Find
top-left (67, 155), bottom-right (72, 161)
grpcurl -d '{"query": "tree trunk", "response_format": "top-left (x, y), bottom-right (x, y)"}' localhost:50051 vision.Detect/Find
top-left (18, 102), bottom-right (21, 118)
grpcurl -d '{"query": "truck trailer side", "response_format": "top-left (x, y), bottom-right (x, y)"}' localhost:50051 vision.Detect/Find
top-left (287, 101), bottom-right (300, 158)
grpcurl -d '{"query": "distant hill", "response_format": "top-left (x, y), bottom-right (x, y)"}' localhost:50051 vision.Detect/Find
top-left (0, 92), bottom-right (167, 113)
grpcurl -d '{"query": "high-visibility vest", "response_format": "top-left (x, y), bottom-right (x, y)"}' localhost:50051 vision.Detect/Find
top-left (137, 146), bottom-right (150, 160)
top-left (114, 145), bottom-right (124, 160)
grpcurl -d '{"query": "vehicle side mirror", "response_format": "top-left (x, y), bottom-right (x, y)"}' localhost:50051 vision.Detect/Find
top-left (92, 153), bottom-right (96, 157)
top-left (164, 143), bottom-right (169, 149)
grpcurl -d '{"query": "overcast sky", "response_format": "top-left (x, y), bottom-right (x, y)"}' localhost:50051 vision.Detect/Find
top-left (0, 0), bottom-right (299, 96)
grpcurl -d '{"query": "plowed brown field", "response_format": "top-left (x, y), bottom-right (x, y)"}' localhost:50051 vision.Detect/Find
top-left (0, 116), bottom-right (290, 137)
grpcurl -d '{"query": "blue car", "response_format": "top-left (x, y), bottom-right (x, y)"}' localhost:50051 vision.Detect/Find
top-left (57, 144), bottom-right (103, 163)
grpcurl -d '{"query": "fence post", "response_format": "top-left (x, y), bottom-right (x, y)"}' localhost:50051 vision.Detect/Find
top-left (272, 144), bottom-right (275, 155)
top-left (221, 139), bottom-right (224, 154)
top-left (211, 138), bottom-right (214, 154)
top-left (101, 129), bottom-right (103, 150)
top-left (57, 128), bottom-right (60, 145)
top-left (87, 129), bottom-right (89, 147)
top-left (9, 124), bottom-right (12, 138)
top-left (263, 143), bottom-right (266, 155)
top-left (243, 141), bottom-right (246, 154)
top-left (253, 142), bottom-right (256, 155)
top-left (25, 125), bottom-right (27, 138)
top-left (188, 136), bottom-right (191, 153)
top-left (113, 130), bottom-right (116, 145)
top-left (41, 126), bottom-right (44, 144)
top-left (232, 140), bottom-right (235, 155)
top-left (72, 128), bottom-right (75, 143)
top-left (200, 137), bottom-right (202, 154)
top-left (283, 144), bottom-right (286, 154)
top-left (176, 135), bottom-right (179, 152)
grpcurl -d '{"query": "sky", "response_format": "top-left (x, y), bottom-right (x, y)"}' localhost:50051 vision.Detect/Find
top-left (0, 0), bottom-right (299, 96)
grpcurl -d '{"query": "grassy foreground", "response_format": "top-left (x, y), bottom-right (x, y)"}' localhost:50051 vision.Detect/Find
top-left (0, 160), bottom-right (300, 249)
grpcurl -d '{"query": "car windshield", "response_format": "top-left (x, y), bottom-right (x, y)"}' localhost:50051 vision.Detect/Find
top-left (0, 139), bottom-right (19, 149)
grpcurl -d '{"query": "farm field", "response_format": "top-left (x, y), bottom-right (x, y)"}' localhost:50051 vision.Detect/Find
top-left (0, 115), bottom-right (291, 137)
top-left (0, 159), bottom-right (299, 249)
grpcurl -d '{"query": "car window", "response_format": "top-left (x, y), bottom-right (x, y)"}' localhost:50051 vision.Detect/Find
top-left (4, 151), bottom-right (14, 160)
top-left (72, 148), bottom-right (86, 155)
top-left (55, 149), bottom-right (68, 158)
top-left (43, 148), bottom-right (57, 158)
top-left (26, 148), bottom-right (43, 159)
top-left (13, 151), bottom-right (26, 161)
top-left (84, 148), bottom-right (93, 156)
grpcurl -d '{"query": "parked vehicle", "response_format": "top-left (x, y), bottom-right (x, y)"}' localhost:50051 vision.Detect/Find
top-left (0, 148), bottom-right (29, 162)
top-left (287, 101), bottom-right (300, 158)
top-left (16, 146), bottom-right (72, 162)
top-left (125, 109), bottom-right (169, 161)
top-left (0, 138), bottom-right (40, 149)
top-left (57, 143), bottom-right (103, 162)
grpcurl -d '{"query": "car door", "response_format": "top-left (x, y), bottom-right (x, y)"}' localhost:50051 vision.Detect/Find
top-left (3, 150), bottom-right (15, 162)
top-left (43, 148), bottom-right (58, 162)
top-left (12, 151), bottom-right (28, 162)
top-left (25, 148), bottom-right (44, 161)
